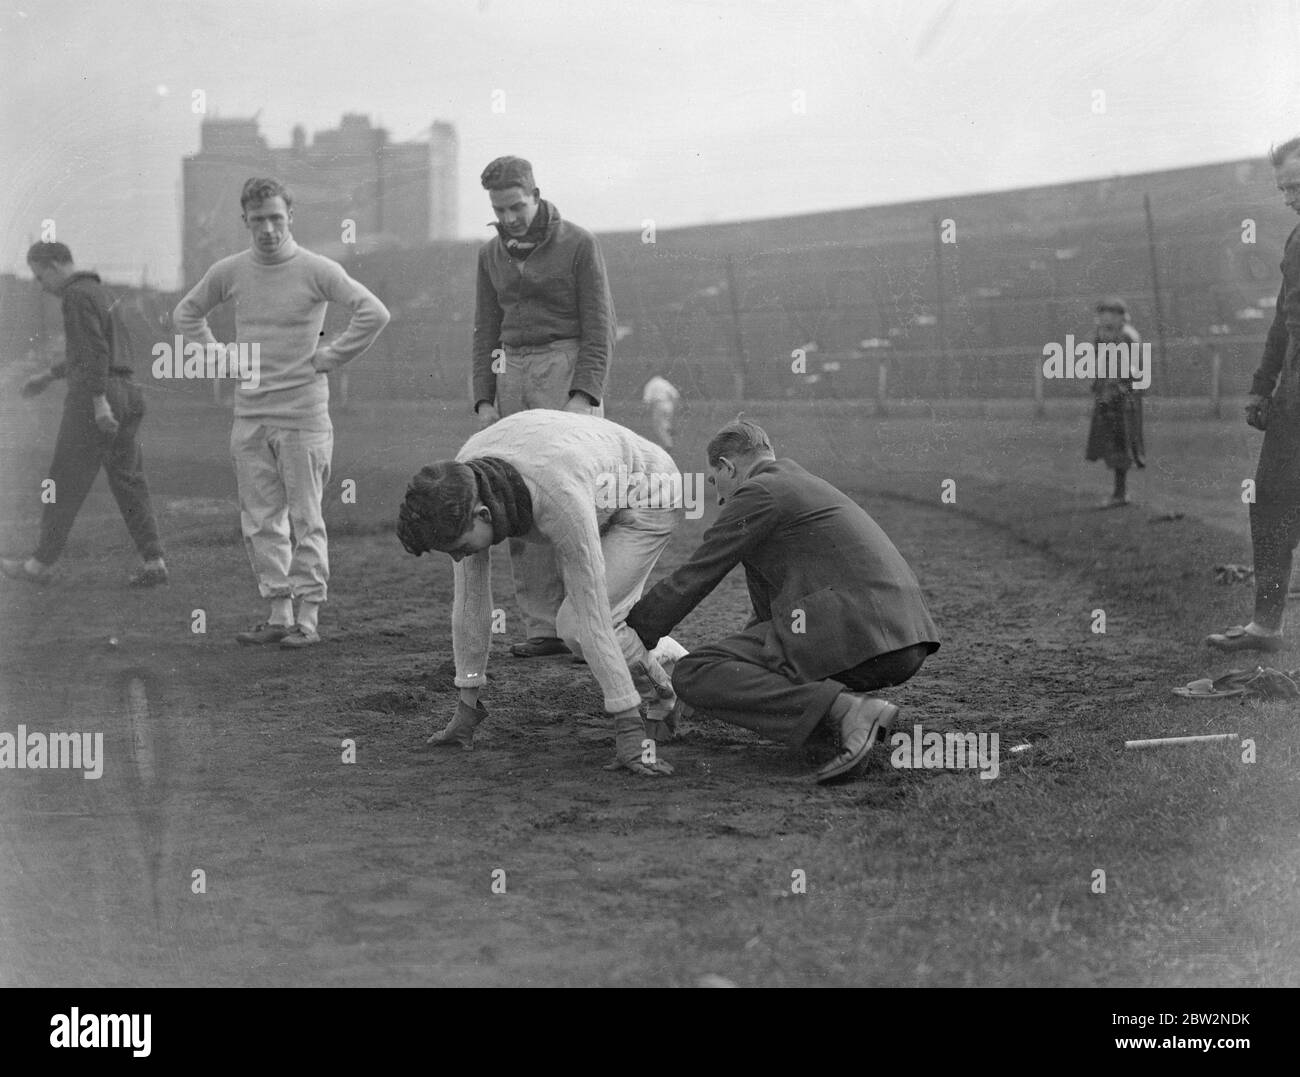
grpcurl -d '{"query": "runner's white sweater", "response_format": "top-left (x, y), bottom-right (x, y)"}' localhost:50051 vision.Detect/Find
top-left (452, 410), bottom-right (679, 712)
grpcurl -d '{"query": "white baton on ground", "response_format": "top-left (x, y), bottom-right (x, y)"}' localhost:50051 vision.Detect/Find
top-left (1124, 733), bottom-right (1239, 750)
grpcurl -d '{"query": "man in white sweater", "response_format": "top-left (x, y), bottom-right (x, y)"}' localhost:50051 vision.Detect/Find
top-left (397, 410), bottom-right (687, 776)
top-left (174, 177), bottom-right (390, 647)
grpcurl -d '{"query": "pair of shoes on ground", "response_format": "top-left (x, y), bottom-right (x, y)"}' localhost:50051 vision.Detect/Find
top-left (235, 622), bottom-right (320, 649)
top-left (1204, 624), bottom-right (1284, 653)
top-left (2, 558), bottom-right (169, 587)
top-left (815, 695), bottom-right (899, 784)
top-left (510, 636), bottom-right (571, 658)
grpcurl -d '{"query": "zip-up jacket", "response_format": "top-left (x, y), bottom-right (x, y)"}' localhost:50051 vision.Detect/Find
top-left (51, 272), bottom-right (134, 396)
top-left (472, 201), bottom-right (615, 407)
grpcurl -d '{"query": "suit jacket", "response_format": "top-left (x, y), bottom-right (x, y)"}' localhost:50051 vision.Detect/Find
top-left (1253, 222), bottom-right (1300, 399)
top-left (627, 458), bottom-right (940, 681)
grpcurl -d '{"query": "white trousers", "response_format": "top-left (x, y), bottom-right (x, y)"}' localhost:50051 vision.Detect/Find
top-left (555, 506), bottom-right (686, 719)
top-left (230, 417), bottom-right (333, 603)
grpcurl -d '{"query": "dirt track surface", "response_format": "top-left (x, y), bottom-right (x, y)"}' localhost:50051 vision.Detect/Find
top-left (0, 492), bottom-right (1174, 987)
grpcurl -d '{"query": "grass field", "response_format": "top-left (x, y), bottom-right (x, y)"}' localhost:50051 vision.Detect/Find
top-left (0, 381), bottom-right (1297, 987)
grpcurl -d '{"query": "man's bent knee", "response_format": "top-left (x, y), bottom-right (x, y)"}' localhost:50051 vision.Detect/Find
top-left (671, 652), bottom-right (715, 700)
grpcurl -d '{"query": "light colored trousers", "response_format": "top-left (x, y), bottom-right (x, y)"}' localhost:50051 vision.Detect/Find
top-left (231, 417), bottom-right (333, 603)
top-left (496, 338), bottom-right (603, 638)
top-left (554, 505), bottom-right (686, 719)
top-left (648, 400), bottom-right (675, 448)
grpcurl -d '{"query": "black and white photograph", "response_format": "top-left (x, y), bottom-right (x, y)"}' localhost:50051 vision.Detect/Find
top-left (0, 0), bottom-right (1296, 1019)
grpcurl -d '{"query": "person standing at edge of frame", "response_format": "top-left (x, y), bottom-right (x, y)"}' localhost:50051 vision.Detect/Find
top-left (173, 177), bottom-right (390, 649)
top-left (470, 156), bottom-right (617, 660)
top-left (1085, 296), bottom-right (1145, 509)
top-left (3, 242), bottom-right (169, 588)
top-left (1207, 136), bottom-right (1300, 654)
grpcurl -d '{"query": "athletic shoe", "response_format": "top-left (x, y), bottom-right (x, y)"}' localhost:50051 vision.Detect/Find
top-left (1204, 625), bottom-right (1284, 653)
top-left (1098, 496), bottom-right (1131, 510)
top-left (128, 565), bottom-right (169, 588)
top-left (510, 636), bottom-right (571, 658)
top-left (280, 626), bottom-right (321, 649)
top-left (815, 696), bottom-right (899, 784)
top-left (235, 622), bottom-right (294, 646)
top-left (0, 557), bottom-right (53, 585)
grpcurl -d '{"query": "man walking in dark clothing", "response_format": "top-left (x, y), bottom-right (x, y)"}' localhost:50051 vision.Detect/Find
top-left (2, 242), bottom-right (167, 587)
top-left (1207, 137), bottom-right (1300, 653)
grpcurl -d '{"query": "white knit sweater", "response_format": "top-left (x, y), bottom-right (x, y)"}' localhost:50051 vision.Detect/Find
top-left (174, 238), bottom-right (389, 429)
top-left (452, 411), bottom-right (680, 712)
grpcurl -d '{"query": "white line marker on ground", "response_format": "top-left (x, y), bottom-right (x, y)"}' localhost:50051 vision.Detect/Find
top-left (1124, 733), bottom-right (1238, 750)
top-left (126, 677), bottom-right (155, 783)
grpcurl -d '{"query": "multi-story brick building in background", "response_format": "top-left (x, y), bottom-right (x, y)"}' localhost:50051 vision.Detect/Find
top-left (181, 114), bottom-right (458, 287)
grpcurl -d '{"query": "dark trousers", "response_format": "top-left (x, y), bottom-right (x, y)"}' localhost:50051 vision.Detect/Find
top-left (1251, 395), bottom-right (1300, 628)
top-left (671, 621), bottom-right (931, 748)
top-left (34, 379), bottom-right (164, 565)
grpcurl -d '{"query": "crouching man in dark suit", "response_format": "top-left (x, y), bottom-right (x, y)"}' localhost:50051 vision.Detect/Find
top-left (626, 418), bottom-right (940, 783)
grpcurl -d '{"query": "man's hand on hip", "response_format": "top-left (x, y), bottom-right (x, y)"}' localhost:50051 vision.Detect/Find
top-left (475, 401), bottom-right (500, 428)
top-left (311, 346), bottom-right (343, 374)
top-left (563, 392), bottom-right (597, 415)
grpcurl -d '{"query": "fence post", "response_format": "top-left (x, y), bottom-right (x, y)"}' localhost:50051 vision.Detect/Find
top-left (723, 255), bottom-right (748, 401)
top-left (1210, 349), bottom-right (1221, 419)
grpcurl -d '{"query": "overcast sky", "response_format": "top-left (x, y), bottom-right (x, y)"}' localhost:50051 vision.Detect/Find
top-left (2, 0), bottom-right (1298, 287)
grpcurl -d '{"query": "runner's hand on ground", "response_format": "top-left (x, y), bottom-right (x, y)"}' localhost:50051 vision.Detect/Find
top-left (425, 698), bottom-right (487, 750)
top-left (606, 709), bottom-right (673, 776)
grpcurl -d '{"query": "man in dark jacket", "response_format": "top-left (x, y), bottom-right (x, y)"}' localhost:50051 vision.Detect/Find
top-left (2, 242), bottom-right (167, 587)
top-left (471, 156), bottom-right (617, 659)
top-left (627, 418), bottom-right (940, 783)
top-left (1207, 136), bottom-right (1300, 653)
